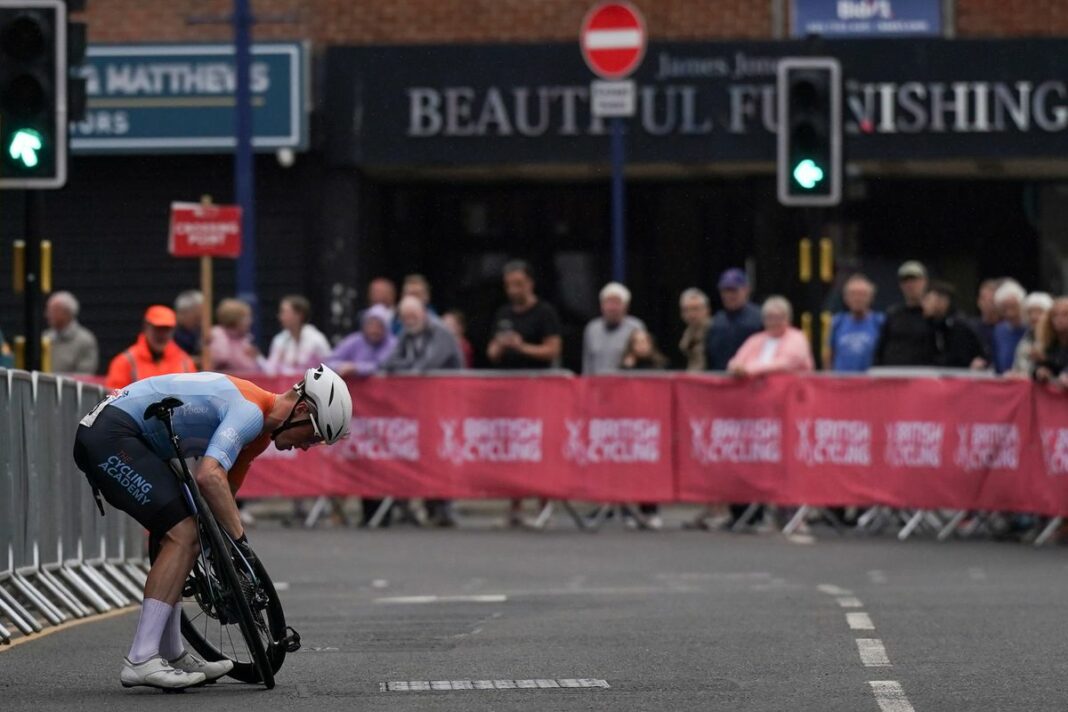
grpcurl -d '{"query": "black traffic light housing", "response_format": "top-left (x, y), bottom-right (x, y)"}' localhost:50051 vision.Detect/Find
top-left (777, 57), bottom-right (841, 207)
top-left (0, 0), bottom-right (66, 189)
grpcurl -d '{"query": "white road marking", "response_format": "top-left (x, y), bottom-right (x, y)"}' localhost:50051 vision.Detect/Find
top-left (375, 594), bottom-right (508, 605)
top-left (846, 612), bottom-right (875, 630)
top-left (787, 533), bottom-right (816, 545)
top-left (273, 582), bottom-right (290, 591)
top-left (837, 597), bottom-right (864, 608)
top-left (869, 681), bottom-right (916, 712)
top-left (371, 579), bottom-right (389, 589)
top-left (381, 679), bottom-right (610, 692)
top-left (856, 638), bottom-right (892, 667)
top-left (868, 570), bottom-right (888, 584)
top-left (584, 29), bottom-right (642, 50)
top-left (818, 584), bottom-right (853, 596)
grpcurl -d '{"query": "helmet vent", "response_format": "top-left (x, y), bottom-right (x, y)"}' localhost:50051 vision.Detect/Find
top-left (328, 384), bottom-right (335, 405)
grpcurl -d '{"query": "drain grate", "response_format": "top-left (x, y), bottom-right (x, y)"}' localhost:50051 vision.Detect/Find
top-left (381, 679), bottom-right (611, 692)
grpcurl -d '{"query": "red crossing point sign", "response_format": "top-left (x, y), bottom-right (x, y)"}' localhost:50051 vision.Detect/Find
top-left (168, 202), bottom-right (243, 258)
top-left (580, 2), bottom-right (647, 80)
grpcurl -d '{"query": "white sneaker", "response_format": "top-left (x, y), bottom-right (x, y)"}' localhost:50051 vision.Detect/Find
top-left (645, 515), bottom-right (664, 531)
top-left (168, 651), bottom-right (235, 682)
top-left (120, 656), bottom-right (206, 690)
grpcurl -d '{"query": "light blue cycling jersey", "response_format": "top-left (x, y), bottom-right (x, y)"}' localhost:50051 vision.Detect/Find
top-left (98, 372), bottom-right (269, 471)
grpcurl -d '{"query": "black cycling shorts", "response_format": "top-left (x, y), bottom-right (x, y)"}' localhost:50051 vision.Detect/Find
top-left (72, 405), bottom-right (190, 536)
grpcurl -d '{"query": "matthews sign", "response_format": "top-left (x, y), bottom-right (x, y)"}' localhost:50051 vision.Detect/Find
top-left (325, 39), bottom-right (1068, 166)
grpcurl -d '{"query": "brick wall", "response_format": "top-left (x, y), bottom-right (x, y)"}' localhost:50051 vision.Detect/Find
top-left (81, 1), bottom-right (1068, 48)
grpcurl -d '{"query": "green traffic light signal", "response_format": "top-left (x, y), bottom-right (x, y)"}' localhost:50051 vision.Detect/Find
top-left (792, 158), bottom-right (825, 190)
top-left (8, 127), bottom-right (42, 168)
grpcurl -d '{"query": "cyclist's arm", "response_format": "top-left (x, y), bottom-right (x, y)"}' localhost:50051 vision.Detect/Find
top-left (227, 433), bottom-right (272, 494)
top-left (194, 456), bottom-right (244, 538)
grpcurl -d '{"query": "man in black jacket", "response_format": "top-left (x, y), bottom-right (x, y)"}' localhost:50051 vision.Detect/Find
top-left (922, 281), bottom-right (988, 369)
top-left (875, 261), bottom-right (933, 366)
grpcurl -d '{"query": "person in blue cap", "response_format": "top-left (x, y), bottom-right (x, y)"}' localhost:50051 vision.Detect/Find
top-left (704, 268), bottom-right (763, 371)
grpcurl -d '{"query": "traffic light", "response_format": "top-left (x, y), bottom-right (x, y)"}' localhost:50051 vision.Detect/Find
top-left (0, 0), bottom-right (66, 189)
top-left (777, 57), bottom-right (841, 207)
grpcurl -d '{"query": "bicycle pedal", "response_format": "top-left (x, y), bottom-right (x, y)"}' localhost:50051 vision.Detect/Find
top-left (279, 626), bottom-right (302, 653)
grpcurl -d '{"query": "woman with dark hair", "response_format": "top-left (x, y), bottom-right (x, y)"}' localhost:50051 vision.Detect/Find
top-left (620, 328), bottom-right (667, 530)
top-left (265, 295), bottom-right (332, 376)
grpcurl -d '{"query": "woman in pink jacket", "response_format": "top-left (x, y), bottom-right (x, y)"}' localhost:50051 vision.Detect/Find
top-left (728, 296), bottom-right (814, 376)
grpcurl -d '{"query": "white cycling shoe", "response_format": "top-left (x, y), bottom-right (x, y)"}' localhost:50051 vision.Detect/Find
top-left (120, 656), bottom-right (206, 690)
top-left (168, 651), bottom-right (234, 682)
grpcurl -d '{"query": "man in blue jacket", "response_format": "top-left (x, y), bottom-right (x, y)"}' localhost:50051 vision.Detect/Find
top-left (705, 268), bottom-right (763, 371)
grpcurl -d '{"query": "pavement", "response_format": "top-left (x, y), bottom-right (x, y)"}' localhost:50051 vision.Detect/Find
top-left (2, 512), bottom-right (1067, 711)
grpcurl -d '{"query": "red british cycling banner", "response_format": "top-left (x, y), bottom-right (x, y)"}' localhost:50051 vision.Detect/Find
top-left (674, 374), bottom-right (791, 504)
top-left (1032, 385), bottom-right (1068, 515)
top-left (564, 377), bottom-right (675, 502)
top-left (782, 376), bottom-right (1036, 512)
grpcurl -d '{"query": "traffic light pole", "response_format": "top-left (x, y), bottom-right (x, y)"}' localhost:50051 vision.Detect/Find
top-left (19, 190), bottom-right (43, 371)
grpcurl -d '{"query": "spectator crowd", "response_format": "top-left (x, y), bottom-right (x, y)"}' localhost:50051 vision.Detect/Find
top-left (5, 257), bottom-right (1068, 533)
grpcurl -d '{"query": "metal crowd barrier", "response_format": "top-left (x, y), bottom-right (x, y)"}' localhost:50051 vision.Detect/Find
top-left (0, 369), bottom-right (149, 645)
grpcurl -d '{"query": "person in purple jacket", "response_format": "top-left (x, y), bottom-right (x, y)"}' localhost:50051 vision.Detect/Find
top-left (327, 304), bottom-right (397, 376)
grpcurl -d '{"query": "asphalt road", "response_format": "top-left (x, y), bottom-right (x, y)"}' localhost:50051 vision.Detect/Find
top-left (2, 518), bottom-right (1067, 711)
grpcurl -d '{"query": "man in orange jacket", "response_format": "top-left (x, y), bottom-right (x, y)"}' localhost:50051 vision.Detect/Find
top-left (106, 306), bottom-right (196, 389)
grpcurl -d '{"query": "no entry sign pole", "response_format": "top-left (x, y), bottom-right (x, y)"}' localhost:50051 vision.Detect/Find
top-left (581, 2), bottom-right (646, 284)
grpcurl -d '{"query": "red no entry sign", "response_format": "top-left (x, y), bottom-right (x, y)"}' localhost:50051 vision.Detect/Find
top-left (580, 2), bottom-right (646, 80)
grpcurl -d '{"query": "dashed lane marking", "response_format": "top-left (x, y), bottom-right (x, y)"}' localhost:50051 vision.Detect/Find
top-left (869, 681), bottom-right (916, 712)
top-left (837, 597), bottom-right (864, 608)
top-left (375, 594), bottom-right (508, 605)
top-left (818, 584), bottom-right (853, 596)
top-left (381, 679), bottom-right (610, 692)
top-left (846, 612), bottom-right (875, 630)
top-left (856, 638), bottom-right (892, 667)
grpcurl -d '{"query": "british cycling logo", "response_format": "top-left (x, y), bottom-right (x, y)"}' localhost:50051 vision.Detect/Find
top-left (1041, 428), bottom-right (1068, 476)
top-left (795, 418), bottom-right (872, 467)
top-left (954, 424), bottom-right (1020, 471)
top-left (97, 455), bottom-right (153, 505)
top-left (437, 418), bottom-right (542, 465)
top-left (563, 418), bottom-right (660, 466)
top-left (328, 417), bottom-right (419, 461)
top-left (690, 418), bottom-right (781, 465)
top-left (884, 421), bottom-right (943, 468)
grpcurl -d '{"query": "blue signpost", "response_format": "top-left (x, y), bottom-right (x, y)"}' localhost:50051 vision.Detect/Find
top-left (233, 0), bottom-right (258, 330)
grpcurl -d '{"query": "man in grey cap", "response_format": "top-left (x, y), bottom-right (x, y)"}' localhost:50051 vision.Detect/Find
top-left (704, 268), bottom-right (763, 371)
top-left (875, 260), bottom-right (933, 366)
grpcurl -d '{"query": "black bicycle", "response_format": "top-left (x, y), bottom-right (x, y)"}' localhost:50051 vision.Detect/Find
top-left (144, 397), bottom-right (301, 690)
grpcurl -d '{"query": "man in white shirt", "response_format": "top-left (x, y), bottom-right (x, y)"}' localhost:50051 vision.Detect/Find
top-left (582, 282), bottom-right (646, 375)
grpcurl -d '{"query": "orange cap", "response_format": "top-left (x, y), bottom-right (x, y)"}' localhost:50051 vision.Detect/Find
top-left (144, 305), bottom-right (177, 327)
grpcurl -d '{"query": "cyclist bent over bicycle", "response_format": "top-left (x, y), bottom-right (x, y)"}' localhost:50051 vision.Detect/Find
top-left (73, 365), bottom-right (352, 690)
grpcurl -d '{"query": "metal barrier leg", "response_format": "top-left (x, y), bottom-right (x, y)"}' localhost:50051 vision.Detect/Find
top-left (103, 563), bottom-right (144, 602)
top-left (0, 620), bottom-right (11, 643)
top-left (730, 503), bottom-right (761, 533)
top-left (1034, 517), bottom-right (1063, 547)
top-left (38, 567), bottom-right (91, 618)
top-left (59, 566), bottom-right (111, 614)
top-left (303, 496), bottom-right (331, 529)
top-left (782, 506), bottom-right (811, 536)
top-left (856, 506), bottom-right (886, 533)
top-left (9, 573), bottom-right (65, 625)
top-left (367, 497), bottom-right (395, 529)
top-left (0, 584), bottom-right (41, 634)
top-left (559, 501), bottom-right (592, 532)
top-left (79, 564), bottom-right (130, 608)
top-left (937, 510), bottom-right (968, 541)
top-left (620, 503), bottom-right (650, 529)
top-left (122, 563), bottom-right (148, 588)
top-left (531, 501), bottom-right (556, 530)
top-left (897, 511), bottom-right (925, 541)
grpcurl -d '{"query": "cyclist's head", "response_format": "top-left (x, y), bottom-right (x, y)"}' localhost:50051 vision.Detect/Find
top-left (296, 364), bottom-right (352, 445)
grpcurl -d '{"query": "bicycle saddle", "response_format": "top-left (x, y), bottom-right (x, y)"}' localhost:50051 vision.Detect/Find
top-left (144, 397), bottom-right (185, 421)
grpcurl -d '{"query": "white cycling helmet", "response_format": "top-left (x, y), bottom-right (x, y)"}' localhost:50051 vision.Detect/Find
top-left (299, 364), bottom-right (352, 444)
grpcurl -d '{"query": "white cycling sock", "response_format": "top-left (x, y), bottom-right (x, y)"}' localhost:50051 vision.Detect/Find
top-left (159, 603), bottom-right (185, 661)
top-left (127, 597), bottom-right (173, 664)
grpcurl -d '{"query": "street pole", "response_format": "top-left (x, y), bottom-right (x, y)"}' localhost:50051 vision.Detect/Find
top-left (610, 117), bottom-right (626, 283)
top-left (233, 0), bottom-right (257, 336)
